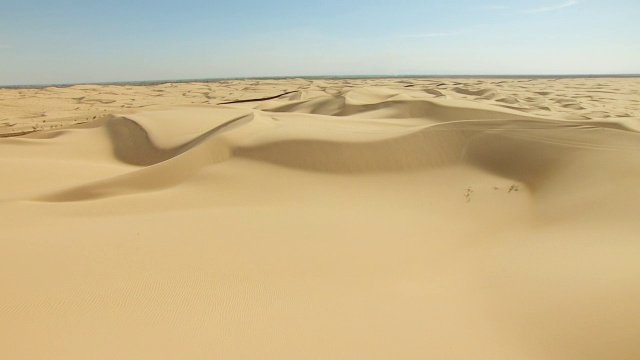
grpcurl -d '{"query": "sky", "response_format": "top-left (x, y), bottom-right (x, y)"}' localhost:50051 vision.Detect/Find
top-left (0, 0), bottom-right (639, 85)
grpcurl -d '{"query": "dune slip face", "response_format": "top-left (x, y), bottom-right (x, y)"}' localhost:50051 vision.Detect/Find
top-left (1, 78), bottom-right (640, 360)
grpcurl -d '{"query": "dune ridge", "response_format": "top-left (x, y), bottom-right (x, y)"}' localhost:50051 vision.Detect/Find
top-left (1, 78), bottom-right (639, 360)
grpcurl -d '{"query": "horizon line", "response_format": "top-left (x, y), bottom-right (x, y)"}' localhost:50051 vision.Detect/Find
top-left (2, 73), bottom-right (639, 89)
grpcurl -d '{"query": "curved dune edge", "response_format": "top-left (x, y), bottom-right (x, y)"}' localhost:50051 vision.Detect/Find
top-left (1, 80), bottom-right (640, 360)
top-left (24, 93), bottom-right (640, 202)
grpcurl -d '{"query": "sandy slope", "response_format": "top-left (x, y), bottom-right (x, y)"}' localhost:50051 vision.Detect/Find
top-left (1, 78), bottom-right (639, 359)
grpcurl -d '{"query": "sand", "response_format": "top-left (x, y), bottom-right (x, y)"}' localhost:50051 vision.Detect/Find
top-left (1, 77), bottom-right (639, 359)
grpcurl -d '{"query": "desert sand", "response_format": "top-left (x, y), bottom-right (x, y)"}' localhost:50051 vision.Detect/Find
top-left (1, 77), bottom-right (639, 359)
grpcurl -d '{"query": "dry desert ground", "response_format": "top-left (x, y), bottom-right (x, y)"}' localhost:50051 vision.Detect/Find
top-left (1, 77), bottom-right (639, 359)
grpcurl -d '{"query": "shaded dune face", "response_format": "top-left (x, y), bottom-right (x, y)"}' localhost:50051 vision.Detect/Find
top-left (261, 95), bottom-right (545, 121)
top-left (106, 113), bottom-right (253, 166)
top-left (34, 112), bottom-right (253, 202)
top-left (29, 90), bottom-right (640, 202)
top-left (1, 81), bottom-right (640, 360)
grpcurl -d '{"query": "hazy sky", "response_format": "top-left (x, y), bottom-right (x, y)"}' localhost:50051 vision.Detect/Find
top-left (1, 0), bottom-right (638, 85)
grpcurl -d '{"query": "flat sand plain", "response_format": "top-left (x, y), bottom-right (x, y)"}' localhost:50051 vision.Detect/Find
top-left (1, 77), bottom-right (639, 359)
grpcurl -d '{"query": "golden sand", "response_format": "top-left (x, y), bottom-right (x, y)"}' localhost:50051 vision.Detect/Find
top-left (1, 78), bottom-right (639, 359)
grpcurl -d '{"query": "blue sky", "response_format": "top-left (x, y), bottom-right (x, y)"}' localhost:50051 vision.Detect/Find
top-left (1, 0), bottom-right (638, 85)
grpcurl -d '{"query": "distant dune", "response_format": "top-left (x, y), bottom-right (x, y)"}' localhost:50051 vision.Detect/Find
top-left (1, 78), bottom-right (639, 359)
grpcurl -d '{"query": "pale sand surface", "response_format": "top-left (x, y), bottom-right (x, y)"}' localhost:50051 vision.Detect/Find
top-left (1, 77), bottom-right (639, 359)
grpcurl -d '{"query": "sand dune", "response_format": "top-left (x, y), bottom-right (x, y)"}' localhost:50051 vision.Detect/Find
top-left (1, 78), bottom-right (640, 359)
